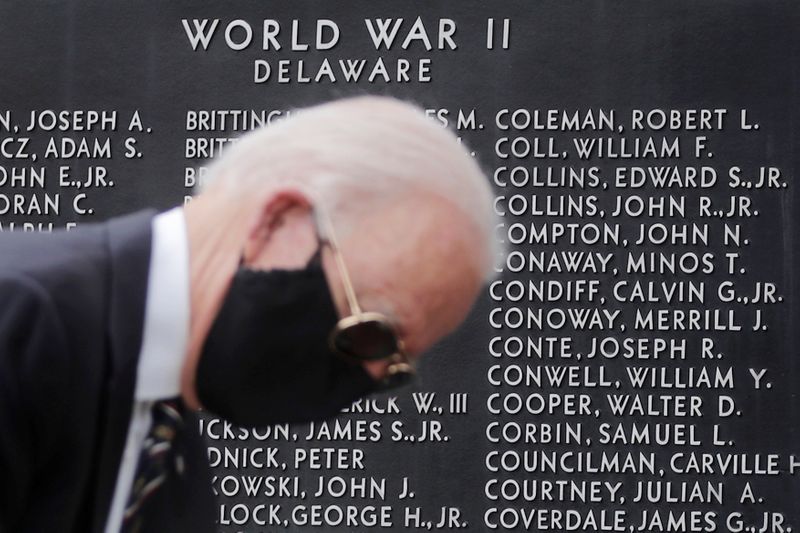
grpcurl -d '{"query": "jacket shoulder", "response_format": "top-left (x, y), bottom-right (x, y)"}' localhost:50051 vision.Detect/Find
top-left (0, 271), bottom-right (72, 529)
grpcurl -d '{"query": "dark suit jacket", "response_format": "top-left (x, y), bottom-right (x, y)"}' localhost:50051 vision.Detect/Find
top-left (0, 210), bottom-right (216, 532)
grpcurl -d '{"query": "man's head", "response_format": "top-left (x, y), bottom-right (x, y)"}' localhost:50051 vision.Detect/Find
top-left (181, 96), bottom-right (497, 418)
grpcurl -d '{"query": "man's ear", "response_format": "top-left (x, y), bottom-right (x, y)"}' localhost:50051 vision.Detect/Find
top-left (242, 189), bottom-right (315, 267)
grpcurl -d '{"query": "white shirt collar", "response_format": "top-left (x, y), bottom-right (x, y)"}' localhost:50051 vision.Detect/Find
top-left (134, 206), bottom-right (190, 400)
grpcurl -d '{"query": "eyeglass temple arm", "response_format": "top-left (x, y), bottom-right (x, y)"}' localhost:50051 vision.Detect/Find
top-left (316, 208), bottom-right (363, 316)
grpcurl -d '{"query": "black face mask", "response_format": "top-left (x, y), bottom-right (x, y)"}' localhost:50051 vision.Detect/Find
top-left (195, 250), bottom-right (378, 427)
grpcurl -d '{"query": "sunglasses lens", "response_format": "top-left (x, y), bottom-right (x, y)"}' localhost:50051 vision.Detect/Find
top-left (333, 319), bottom-right (399, 360)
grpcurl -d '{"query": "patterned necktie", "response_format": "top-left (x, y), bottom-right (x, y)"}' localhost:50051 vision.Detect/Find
top-left (121, 398), bottom-right (186, 533)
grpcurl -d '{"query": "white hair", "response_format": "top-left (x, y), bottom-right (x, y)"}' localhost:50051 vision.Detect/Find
top-left (198, 95), bottom-right (500, 281)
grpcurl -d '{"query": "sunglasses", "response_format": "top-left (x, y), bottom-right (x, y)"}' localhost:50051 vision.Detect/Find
top-left (315, 208), bottom-right (416, 392)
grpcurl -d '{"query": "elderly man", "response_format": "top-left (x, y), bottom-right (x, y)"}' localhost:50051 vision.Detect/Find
top-left (0, 96), bottom-right (496, 532)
